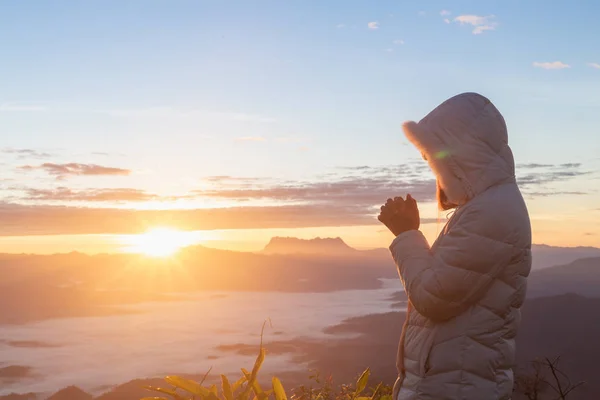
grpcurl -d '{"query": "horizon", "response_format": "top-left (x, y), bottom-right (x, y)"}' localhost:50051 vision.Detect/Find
top-left (1, 0), bottom-right (600, 255)
top-left (0, 234), bottom-right (599, 257)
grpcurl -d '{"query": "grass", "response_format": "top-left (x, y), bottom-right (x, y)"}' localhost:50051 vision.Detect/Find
top-left (141, 322), bottom-right (393, 400)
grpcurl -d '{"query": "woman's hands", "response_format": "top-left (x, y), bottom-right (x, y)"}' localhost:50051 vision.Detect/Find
top-left (377, 194), bottom-right (420, 236)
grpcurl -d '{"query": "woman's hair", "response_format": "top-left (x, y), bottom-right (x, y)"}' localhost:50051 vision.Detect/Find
top-left (436, 180), bottom-right (456, 211)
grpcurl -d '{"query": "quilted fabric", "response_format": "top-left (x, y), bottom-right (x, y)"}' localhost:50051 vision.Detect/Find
top-left (390, 93), bottom-right (532, 400)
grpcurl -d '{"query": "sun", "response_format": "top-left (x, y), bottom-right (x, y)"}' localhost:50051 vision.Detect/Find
top-left (121, 228), bottom-right (197, 257)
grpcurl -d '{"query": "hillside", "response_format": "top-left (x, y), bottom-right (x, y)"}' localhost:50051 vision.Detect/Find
top-left (530, 244), bottom-right (600, 270)
top-left (516, 293), bottom-right (600, 399)
top-left (527, 256), bottom-right (600, 298)
top-left (0, 244), bottom-right (396, 324)
top-left (1, 239), bottom-right (600, 324)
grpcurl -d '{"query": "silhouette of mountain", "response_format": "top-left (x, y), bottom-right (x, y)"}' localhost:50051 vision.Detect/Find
top-left (530, 244), bottom-right (600, 270)
top-left (0, 394), bottom-right (35, 400)
top-left (527, 256), bottom-right (600, 298)
top-left (46, 386), bottom-right (92, 400)
top-left (260, 238), bottom-right (600, 268)
top-left (1, 239), bottom-right (599, 324)
top-left (0, 366), bottom-right (32, 381)
top-left (0, 244), bottom-right (396, 324)
top-left (262, 236), bottom-right (356, 255)
top-left (516, 293), bottom-right (600, 399)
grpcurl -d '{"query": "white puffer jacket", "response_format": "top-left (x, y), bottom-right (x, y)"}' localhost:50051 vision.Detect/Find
top-left (390, 93), bottom-right (532, 400)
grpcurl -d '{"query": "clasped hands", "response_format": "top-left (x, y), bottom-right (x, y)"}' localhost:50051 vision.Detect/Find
top-left (377, 194), bottom-right (420, 236)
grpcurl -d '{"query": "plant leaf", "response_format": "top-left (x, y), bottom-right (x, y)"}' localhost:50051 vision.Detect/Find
top-left (241, 367), bottom-right (268, 400)
top-left (355, 368), bottom-right (370, 395)
top-left (165, 375), bottom-right (209, 396)
top-left (222, 375), bottom-right (234, 400)
top-left (143, 386), bottom-right (186, 400)
top-left (199, 366), bottom-right (213, 386)
top-left (209, 384), bottom-right (218, 395)
top-left (272, 377), bottom-right (287, 400)
top-left (369, 382), bottom-right (383, 400)
top-left (232, 375), bottom-right (247, 392)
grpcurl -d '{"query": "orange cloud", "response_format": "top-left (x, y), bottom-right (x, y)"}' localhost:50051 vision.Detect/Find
top-left (24, 187), bottom-right (158, 202)
top-left (19, 163), bottom-right (131, 179)
top-left (0, 202), bottom-right (443, 236)
top-left (3, 161), bottom-right (591, 235)
top-left (0, 203), bottom-right (374, 235)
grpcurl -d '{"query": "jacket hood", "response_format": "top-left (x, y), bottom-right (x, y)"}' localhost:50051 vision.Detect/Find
top-left (402, 92), bottom-right (516, 207)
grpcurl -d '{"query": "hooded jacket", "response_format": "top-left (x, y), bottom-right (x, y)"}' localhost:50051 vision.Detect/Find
top-left (391, 93), bottom-right (532, 400)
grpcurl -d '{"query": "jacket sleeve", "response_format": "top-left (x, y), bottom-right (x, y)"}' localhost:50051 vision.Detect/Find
top-left (390, 206), bottom-right (514, 322)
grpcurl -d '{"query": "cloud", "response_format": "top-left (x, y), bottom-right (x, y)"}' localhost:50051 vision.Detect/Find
top-left (0, 200), bottom-right (442, 236)
top-left (203, 176), bottom-right (264, 184)
top-left (196, 164), bottom-right (437, 207)
top-left (518, 163), bottom-right (553, 169)
top-left (2, 148), bottom-right (52, 159)
top-left (453, 15), bottom-right (498, 34)
top-left (472, 25), bottom-right (496, 34)
top-left (532, 61), bottom-right (571, 70)
top-left (23, 187), bottom-right (159, 202)
top-left (524, 191), bottom-right (588, 197)
top-left (587, 63), bottom-right (600, 69)
top-left (444, 18), bottom-right (451, 24)
top-left (516, 162), bottom-right (591, 196)
top-left (393, 39), bottom-right (405, 45)
top-left (367, 21), bottom-right (379, 30)
top-left (336, 24), bottom-right (346, 29)
top-left (19, 163), bottom-right (131, 179)
top-left (440, 10), bottom-right (451, 16)
top-left (558, 163), bottom-right (582, 168)
top-left (418, 11), bottom-right (426, 16)
top-left (0, 203), bottom-right (384, 236)
top-left (384, 48), bottom-right (394, 53)
top-left (4, 161), bottom-right (591, 235)
top-left (235, 137), bottom-right (267, 142)
top-left (103, 107), bottom-right (276, 124)
top-left (0, 103), bottom-right (46, 112)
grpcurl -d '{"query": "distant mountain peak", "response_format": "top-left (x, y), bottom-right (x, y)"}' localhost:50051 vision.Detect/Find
top-left (262, 237), bottom-right (355, 255)
top-left (47, 386), bottom-right (92, 400)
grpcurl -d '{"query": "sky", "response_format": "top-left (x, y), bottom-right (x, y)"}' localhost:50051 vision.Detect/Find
top-left (1, 0), bottom-right (599, 254)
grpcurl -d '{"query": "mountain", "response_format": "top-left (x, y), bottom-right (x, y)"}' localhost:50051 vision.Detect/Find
top-left (516, 293), bottom-right (600, 399)
top-left (46, 386), bottom-right (92, 400)
top-left (0, 244), bottom-right (397, 324)
top-left (527, 256), bottom-right (600, 298)
top-left (0, 394), bottom-right (35, 400)
top-left (262, 237), bottom-right (356, 255)
top-left (530, 244), bottom-right (600, 270)
top-left (1, 237), bottom-right (599, 324)
top-left (259, 237), bottom-right (600, 268)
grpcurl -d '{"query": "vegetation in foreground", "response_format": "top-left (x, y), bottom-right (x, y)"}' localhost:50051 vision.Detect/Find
top-left (141, 323), bottom-right (392, 400)
top-left (142, 324), bottom-right (585, 400)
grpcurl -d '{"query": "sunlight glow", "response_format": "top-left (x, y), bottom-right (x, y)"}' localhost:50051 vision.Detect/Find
top-left (120, 228), bottom-right (206, 257)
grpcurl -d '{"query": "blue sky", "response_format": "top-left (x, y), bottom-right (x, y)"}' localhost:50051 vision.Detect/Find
top-left (1, 0), bottom-right (599, 251)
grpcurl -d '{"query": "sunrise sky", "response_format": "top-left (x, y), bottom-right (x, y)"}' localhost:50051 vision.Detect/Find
top-left (1, 0), bottom-right (599, 254)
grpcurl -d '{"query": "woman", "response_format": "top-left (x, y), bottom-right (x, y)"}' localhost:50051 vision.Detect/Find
top-left (378, 92), bottom-right (532, 400)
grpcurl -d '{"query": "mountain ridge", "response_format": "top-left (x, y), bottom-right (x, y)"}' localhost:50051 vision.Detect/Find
top-left (262, 236), bottom-right (355, 255)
